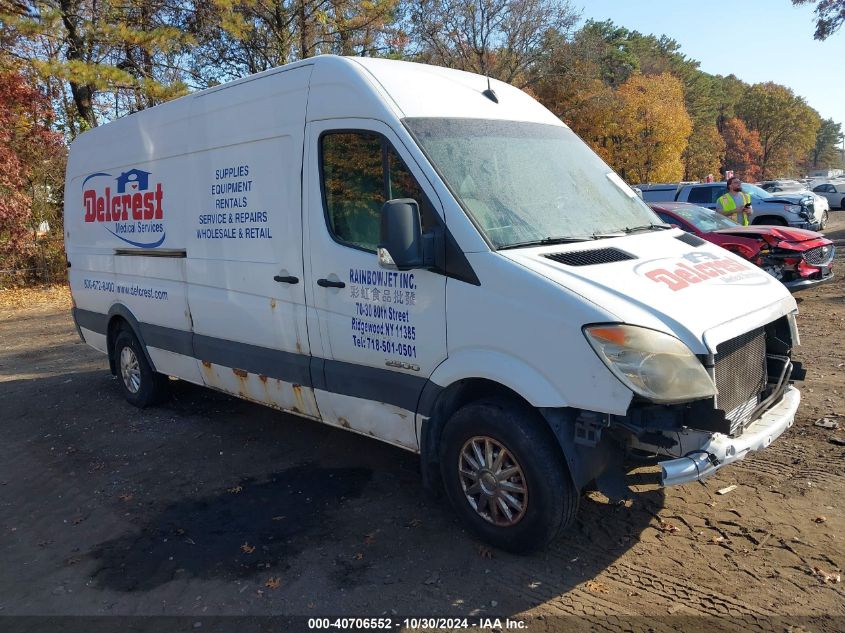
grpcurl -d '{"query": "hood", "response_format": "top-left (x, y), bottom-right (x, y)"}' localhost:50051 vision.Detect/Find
top-left (500, 229), bottom-right (797, 354)
top-left (713, 225), bottom-right (823, 243)
top-left (762, 193), bottom-right (810, 204)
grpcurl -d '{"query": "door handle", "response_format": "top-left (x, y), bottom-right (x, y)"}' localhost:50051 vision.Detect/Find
top-left (317, 278), bottom-right (346, 288)
top-left (273, 275), bottom-right (299, 284)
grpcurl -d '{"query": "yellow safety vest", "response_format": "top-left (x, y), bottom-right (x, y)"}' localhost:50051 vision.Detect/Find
top-left (717, 192), bottom-right (751, 225)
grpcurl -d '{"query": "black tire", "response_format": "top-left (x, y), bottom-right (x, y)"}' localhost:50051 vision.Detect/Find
top-left (439, 397), bottom-right (578, 553)
top-left (821, 210), bottom-right (829, 229)
top-left (112, 328), bottom-right (169, 407)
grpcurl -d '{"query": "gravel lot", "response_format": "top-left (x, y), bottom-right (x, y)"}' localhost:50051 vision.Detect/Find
top-left (2, 219), bottom-right (845, 632)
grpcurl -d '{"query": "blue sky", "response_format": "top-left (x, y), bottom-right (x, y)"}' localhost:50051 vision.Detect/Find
top-left (578, 0), bottom-right (844, 124)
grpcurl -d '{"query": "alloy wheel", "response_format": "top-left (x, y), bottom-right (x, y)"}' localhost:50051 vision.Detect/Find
top-left (458, 436), bottom-right (528, 526)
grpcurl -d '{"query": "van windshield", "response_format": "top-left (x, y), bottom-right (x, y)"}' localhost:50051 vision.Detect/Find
top-left (404, 118), bottom-right (660, 249)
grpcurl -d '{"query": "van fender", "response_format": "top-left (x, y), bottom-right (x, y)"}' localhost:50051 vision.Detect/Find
top-left (419, 350), bottom-right (626, 497)
top-left (426, 349), bottom-right (566, 408)
top-left (106, 303), bottom-right (158, 374)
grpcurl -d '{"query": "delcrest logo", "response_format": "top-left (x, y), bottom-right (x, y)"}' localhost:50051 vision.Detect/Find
top-left (82, 169), bottom-right (166, 248)
top-left (636, 251), bottom-right (769, 292)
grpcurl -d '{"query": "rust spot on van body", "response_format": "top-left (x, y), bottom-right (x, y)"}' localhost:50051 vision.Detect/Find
top-left (201, 360), bottom-right (212, 368)
top-left (338, 417), bottom-right (351, 429)
top-left (258, 374), bottom-right (268, 383)
top-left (291, 384), bottom-right (305, 411)
top-left (270, 299), bottom-right (277, 310)
top-left (233, 368), bottom-right (248, 378)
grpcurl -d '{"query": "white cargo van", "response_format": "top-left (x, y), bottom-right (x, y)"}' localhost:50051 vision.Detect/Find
top-left (65, 55), bottom-right (804, 552)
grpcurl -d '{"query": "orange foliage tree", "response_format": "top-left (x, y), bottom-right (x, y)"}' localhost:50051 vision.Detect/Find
top-left (721, 117), bottom-right (763, 181)
top-left (609, 72), bottom-right (692, 183)
top-left (0, 68), bottom-right (66, 278)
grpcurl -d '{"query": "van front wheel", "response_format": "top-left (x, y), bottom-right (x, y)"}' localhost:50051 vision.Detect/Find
top-left (113, 328), bottom-right (168, 407)
top-left (440, 398), bottom-right (578, 553)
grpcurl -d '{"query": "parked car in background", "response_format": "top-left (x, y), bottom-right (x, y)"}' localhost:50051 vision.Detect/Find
top-left (809, 168), bottom-right (844, 179)
top-left (649, 202), bottom-right (834, 292)
top-left (759, 181), bottom-right (830, 227)
top-left (638, 182), bottom-right (821, 230)
top-left (760, 180), bottom-right (804, 193)
top-left (812, 181), bottom-right (845, 209)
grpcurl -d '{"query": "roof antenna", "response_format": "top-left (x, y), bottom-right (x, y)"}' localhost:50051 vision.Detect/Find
top-left (482, 76), bottom-right (498, 103)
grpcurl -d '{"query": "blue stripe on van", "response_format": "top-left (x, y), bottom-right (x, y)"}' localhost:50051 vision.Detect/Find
top-left (73, 307), bottom-right (435, 414)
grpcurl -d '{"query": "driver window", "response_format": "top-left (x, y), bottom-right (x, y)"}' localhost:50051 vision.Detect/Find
top-left (321, 131), bottom-right (435, 252)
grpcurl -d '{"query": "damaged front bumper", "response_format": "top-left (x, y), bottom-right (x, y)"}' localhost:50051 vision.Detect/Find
top-left (659, 386), bottom-right (800, 486)
top-left (782, 272), bottom-right (834, 292)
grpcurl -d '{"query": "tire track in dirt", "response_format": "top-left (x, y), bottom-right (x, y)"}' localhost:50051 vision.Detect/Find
top-left (481, 528), bottom-right (782, 630)
top-left (731, 437), bottom-right (844, 483)
top-left (551, 543), bottom-right (776, 622)
top-left (732, 459), bottom-right (797, 480)
top-left (491, 569), bottom-right (691, 633)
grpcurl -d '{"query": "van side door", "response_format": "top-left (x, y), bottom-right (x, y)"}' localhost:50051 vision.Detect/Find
top-left (185, 66), bottom-right (318, 418)
top-left (303, 120), bottom-right (448, 450)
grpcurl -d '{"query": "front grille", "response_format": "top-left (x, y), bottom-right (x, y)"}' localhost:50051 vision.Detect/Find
top-left (803, 245), bottom-right (835, 266)
top-left (543, 248), bottom-right (635, 266)
top-left (802, 197), bottom-right (815, 219)
top-left (714, 328), bottom-right (767, 432)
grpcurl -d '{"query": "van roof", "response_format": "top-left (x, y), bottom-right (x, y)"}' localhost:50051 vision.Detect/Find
top-left (67, 55), bottom-right (563, 180)
top-left (343, 56), bottom-right (559, 123)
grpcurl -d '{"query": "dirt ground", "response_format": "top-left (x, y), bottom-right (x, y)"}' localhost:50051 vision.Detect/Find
top-left (2, 220), bottom-right (845, 633)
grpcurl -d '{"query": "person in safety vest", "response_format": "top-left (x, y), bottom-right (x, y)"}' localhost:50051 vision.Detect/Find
top-left (715, 177), bottom-right (752, 225)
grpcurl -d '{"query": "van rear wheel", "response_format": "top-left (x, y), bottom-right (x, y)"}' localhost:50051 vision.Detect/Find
top-left (113, 328), bottom-right (168, 407)
top-left (440, 398), bottom-right (578, 553)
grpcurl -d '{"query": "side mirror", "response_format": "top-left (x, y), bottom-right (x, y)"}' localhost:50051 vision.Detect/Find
top-left (378, 199), bottom-right (424, 270)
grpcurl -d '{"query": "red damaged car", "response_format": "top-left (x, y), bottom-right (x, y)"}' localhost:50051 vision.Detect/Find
top-left (649, 202), bottom-right (835, 292)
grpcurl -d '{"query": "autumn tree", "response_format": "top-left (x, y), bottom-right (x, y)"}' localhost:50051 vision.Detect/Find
top-left (0, 66), bottom-right (65, 278)
top-left (792, 0), bottom-right (845, 40)
top-left (810, 118), bottom-right (844, 168)
top-left (191, 0), bottom-right (402, 85)
top-left (406, 0), bottom-right (580, 86)
top-left (568, 20), bottom-right (639, 88)
top-left (3, 0), bottom-right (196, 130)
top-left (683, 123), bottom-right (725, 181)
top-left (736, 82), bottom-right (820, 179)
top-left (721, 117), bottom-right (763, 181)
top-left (711, 74), bottom-right (747, 128)
top-left (531, 31), bottom-right (618, 163)
top-left (550, 21), bottom-right (728, 178)
top-left (608, 72), bottom-right (692, 183)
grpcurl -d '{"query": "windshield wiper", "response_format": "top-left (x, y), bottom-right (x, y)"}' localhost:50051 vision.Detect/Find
top-left (498, 235), bottom-right (594, 250)
top-left (590, 231), bottom-right (627, 239)
top-left (589, 224), bottom-right (670, 239)
top-left (621, 223), bottom-right (672, 235)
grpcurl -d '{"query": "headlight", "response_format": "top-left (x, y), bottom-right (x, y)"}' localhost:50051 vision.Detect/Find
top-left (583, 324), bottom-right (717, 403)
top-left (784, 204), bottom-right (802, 213)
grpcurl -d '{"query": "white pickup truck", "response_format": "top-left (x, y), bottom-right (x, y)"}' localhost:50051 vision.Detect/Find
top-left (639, 182), bottom-right (822, 230)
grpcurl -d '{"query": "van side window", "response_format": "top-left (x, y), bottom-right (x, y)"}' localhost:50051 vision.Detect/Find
top-left (321, 131), bottom-right (435, 252)
top-left (322, 132), bottom-right (384, 251)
